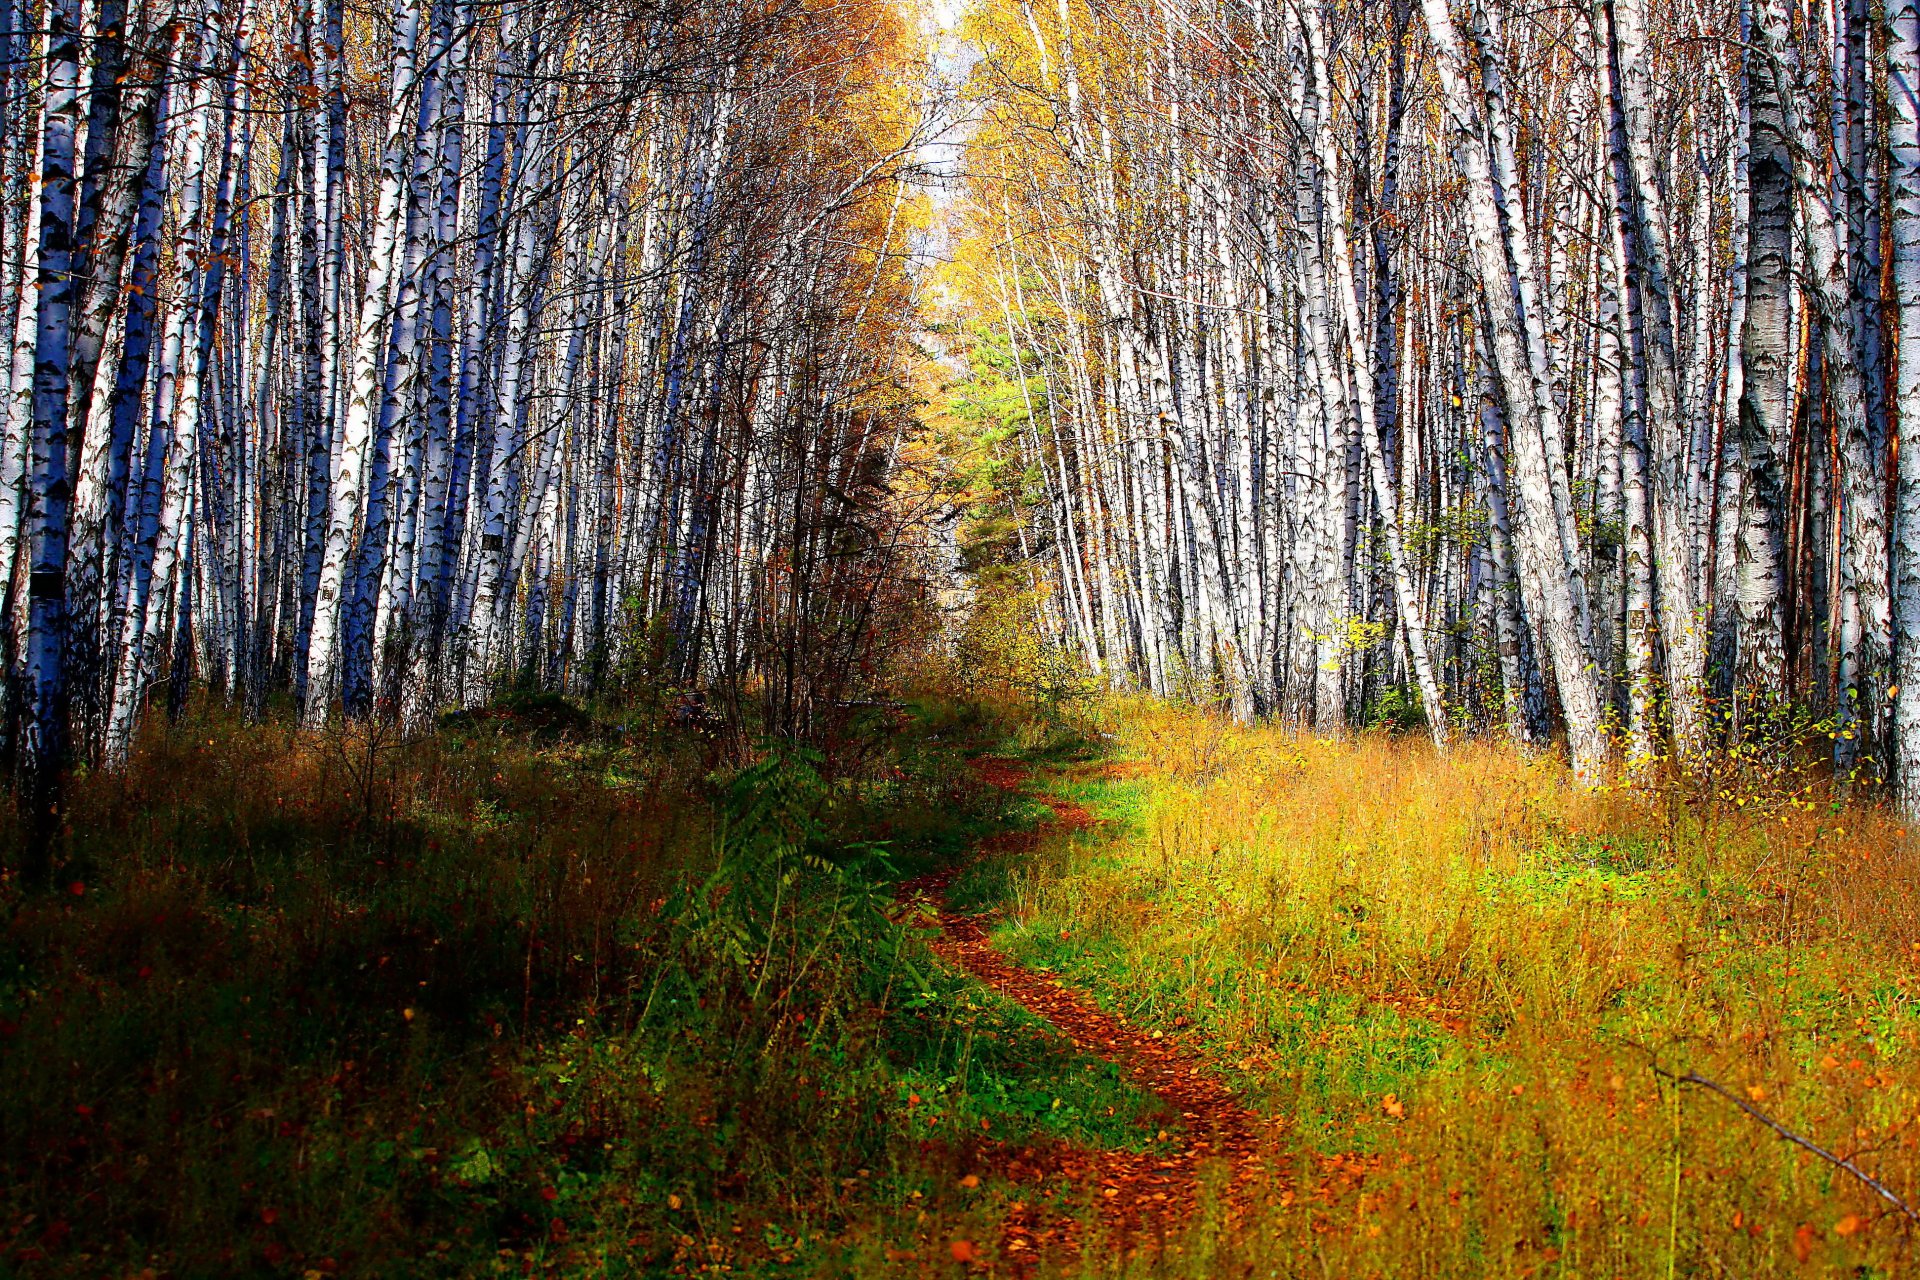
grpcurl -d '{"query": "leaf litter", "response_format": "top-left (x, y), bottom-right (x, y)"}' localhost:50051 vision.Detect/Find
top-left (898, 757), bottom-right (1292, 1272)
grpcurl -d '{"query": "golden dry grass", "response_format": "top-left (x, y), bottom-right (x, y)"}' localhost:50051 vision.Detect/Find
top-left (987, 700), bottom-right (1920, 1276)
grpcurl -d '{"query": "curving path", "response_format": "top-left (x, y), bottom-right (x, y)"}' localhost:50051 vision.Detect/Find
top-left (899, 758), bottom-right (1281, 1269)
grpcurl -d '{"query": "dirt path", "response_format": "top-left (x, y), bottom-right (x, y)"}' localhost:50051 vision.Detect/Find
top-left (899, 758), bottom-right (1279, 1268)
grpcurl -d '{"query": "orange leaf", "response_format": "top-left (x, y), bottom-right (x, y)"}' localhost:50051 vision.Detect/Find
top-left (949, 1239), bottom-right (975, 1262)
top-left (1836, 1214), bottom-right (1862, 1237)
top-left (1794, 1223), bottom-right (1818, 1262)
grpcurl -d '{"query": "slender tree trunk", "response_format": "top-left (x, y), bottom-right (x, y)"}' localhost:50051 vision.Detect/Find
top-left (21, 0), bottom-right (83, 873)
top-left (1420, 0), bottom-right (1610, 782)
top-left (1889, 0), bottom-right (1920, 809)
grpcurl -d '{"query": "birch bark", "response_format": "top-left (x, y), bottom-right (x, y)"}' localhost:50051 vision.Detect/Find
top-left (299, 0), bottom-right (423, 725)
top-left (1419, 0), bottom-right (1610, 782)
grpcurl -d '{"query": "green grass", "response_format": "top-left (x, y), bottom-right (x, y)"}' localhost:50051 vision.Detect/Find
top-left (0, 697), bottom-right (1168, 1277)
top-left (886, 987), bottom-right (1171, 1155)
top-left (18, 689), bottom-right (1918, 1277)
top-left (934, 699), bottom-right (1920, 1277)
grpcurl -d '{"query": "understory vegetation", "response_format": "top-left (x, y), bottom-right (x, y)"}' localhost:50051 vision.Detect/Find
top-left (6, 673), bottom-right (1918, 1277)
top-left (0, 693), bottom-right (1170, 1277)
top-left (972, 700), bottom-right (1920, 1276)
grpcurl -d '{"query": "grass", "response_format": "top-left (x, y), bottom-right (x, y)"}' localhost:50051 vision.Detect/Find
top-left (0, 693), bottom-right (1166, 1277)
top-left (971, 699), bottom-right (1920, 1276)
top-left (10, 686), bottom-right (1917, 1277)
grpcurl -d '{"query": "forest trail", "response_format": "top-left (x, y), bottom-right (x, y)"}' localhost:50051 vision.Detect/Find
top-left (899, 758), bottom-right (1280, 1269)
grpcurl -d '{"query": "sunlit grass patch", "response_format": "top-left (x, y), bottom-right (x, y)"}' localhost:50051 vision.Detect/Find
top-left (966, 700), bottom-right (1920, 1276)
top-left (889, 985), bottom-right (1173, 1154)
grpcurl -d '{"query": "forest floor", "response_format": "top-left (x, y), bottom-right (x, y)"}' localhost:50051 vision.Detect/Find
top-left (897, 755), bottom-right (1275, 1271)
top-left (4, 694), bottom-right (1920, 1277)
top-left (918, 700), bottom-right (1920, 1279)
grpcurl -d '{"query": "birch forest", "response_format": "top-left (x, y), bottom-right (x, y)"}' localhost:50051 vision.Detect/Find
top-left (0, 0), bottom-right (931, 857)
top-left (7, 0), bottom-right (1920, 817)
top-left (940, 0), bottom-right (1920, 802)
top-left (16, 0), bottom-right (1920, 1273)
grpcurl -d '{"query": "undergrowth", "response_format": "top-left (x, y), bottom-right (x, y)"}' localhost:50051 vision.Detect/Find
top-left (0, 693), bottom-right (1156, 1277)
top-left (982, 698), bottom-right (1920, 1277)
top-left (13, 679), bottom-right (1911, 1278)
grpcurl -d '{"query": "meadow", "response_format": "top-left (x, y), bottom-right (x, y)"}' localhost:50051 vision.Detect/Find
top-left (3, 691), bottom-right (1916, 1277)
top-left (959, 701), bottom-right (1920, 1276)
top-left (0, 696), bottom-right (1163, 1277)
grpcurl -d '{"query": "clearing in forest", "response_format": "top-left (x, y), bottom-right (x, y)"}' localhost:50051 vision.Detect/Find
top-left (4, 698), bottom-right (1918, 1277)
top-left (883, 702), bottom-right (1920, 1278)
